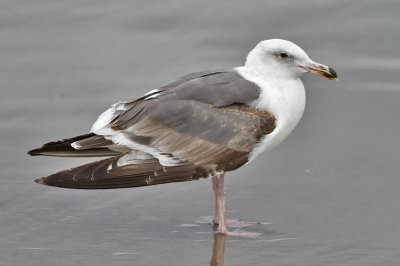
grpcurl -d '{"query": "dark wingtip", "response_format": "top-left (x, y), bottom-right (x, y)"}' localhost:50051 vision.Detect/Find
top-left (27, 148), bottom-right (41, 156)
top-left (34, 178), bottom-right (45, 185)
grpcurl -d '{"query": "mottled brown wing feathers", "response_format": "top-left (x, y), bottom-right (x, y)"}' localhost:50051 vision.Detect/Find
top-left (114, 101), bottom-right (276, 167)
top-left (35, 153), bottom-right (212, 189)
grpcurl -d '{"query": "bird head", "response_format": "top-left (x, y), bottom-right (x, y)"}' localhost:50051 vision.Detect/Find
top-left (245, 39), bottom-right (338, 80)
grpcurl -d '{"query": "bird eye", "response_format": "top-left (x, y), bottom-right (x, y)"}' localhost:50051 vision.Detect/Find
top-left (279, 52), bottom-right (288, 59)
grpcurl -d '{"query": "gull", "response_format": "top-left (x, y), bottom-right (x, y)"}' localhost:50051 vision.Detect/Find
top-left (28, 39), bottom-right (337, 236)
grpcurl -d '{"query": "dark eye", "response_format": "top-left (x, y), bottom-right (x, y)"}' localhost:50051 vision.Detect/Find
top-left (279, 52), bottom-right (288, 59)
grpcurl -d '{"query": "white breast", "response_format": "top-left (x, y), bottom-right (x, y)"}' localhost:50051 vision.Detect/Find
top-left (235, 67), bottom-right (306, 162)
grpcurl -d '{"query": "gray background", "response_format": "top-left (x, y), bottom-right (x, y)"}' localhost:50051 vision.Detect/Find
top-left (1, 0), bottom-right (400, 265)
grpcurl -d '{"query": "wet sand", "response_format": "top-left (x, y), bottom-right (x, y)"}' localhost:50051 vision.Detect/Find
top-left (1, 0), bottom-right (400, 265)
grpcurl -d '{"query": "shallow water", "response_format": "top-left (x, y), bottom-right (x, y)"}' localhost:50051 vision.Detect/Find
top-left (1, 0), bottom-right (400, 265)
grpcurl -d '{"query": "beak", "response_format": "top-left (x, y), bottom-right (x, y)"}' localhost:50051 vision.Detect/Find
top-left (301, 62), bottom-right (338, 80)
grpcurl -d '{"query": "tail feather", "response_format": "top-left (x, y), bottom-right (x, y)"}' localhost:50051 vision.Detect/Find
top-left (72, 134), bottom-right (114, 150)
top-left (34, 153), bottom-right (211, 189)
top-left (28, 133), bottom-right (122, 157)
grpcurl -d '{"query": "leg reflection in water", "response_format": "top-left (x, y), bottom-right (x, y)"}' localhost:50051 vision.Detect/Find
top-left (210, 228), bottom-right (227, 266)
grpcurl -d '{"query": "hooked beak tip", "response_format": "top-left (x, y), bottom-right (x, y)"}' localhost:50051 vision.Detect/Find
top-left (304, 63), bottom-right (338, 80)
top-left (323, 67), bottom-right (338, 80)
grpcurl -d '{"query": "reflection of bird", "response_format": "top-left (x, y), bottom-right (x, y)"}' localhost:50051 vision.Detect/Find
top-left (28, 39), bottom-right (337, 236)
top-left (210, 231), bottom-right (227, 266)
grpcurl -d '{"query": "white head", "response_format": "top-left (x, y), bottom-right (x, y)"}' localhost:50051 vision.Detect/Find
top-left (245, 39), bottom-right (337, 80)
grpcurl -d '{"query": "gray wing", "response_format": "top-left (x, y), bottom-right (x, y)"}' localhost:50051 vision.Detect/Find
top-left (106, 69), bottom-right (261, 130)
top-left (150, 69), bottom-right (261, 106)
top-left (90, 69), bottom-right (274, 169)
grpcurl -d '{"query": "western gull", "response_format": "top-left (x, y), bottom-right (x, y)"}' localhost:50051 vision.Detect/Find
top-left (28, 39), bottom-right (337, 236)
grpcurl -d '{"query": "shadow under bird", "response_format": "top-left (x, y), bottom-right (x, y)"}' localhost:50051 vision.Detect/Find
top-left (28, 39), bottom-right (337, 236)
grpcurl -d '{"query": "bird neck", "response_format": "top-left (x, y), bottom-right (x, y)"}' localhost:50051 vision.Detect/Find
top-left (235, 65), bottom-right (306, 129)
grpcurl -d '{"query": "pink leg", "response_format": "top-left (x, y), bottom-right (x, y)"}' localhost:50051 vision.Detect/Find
top-left (211, 173), bottom-right (261, 238)
top-left (215, 173), bottom-right (227, 234)
top-left (212, 175), bottom-right (220, 225)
